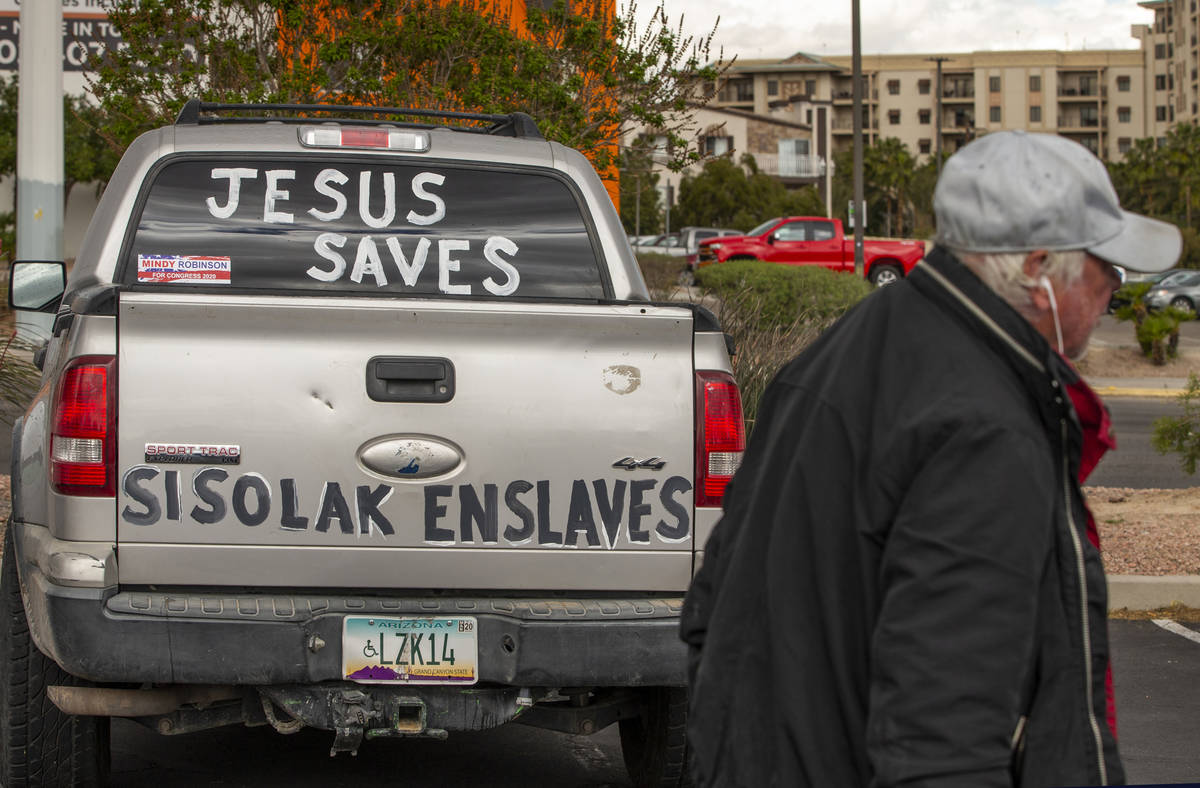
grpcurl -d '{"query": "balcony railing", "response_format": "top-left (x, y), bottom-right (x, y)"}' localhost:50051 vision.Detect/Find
top-left (1058, 85), bottom-right (1105, 97)
top-left (750, 152), bottom-right (829, 178)
top-left (942, 86), bottom-right (975, 98)
top-left (1057, 116), bottom-right (1103, 129)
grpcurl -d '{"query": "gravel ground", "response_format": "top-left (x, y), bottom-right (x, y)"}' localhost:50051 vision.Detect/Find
top-left (1089, 486), bottom-right (1200, 576)
top-left (1076, 346), bottom-right (1200, 379)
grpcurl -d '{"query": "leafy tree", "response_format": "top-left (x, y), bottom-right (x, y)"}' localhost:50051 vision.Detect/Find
top-left (671, 154), bottom-right (824, 231)
top-left (1109, 123), bottom-right (1200, 245)
top-left (85, 0), bottom-right (724, 178)
top-left (1153, 372), bottom-right (1200, 474)
top-left (619, 138), bottom-right (663, 235)
top-left (64, 95), bottom-right (123, 203)
top-left (0, 77), bottom-right (123, 261)
top-left (832, 137), bottom-right (928, 238)
top-left (863, 137), bottom-right (915, 237)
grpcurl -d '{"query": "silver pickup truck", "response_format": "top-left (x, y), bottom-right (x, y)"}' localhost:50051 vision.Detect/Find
top-left (2, 102), bottom-right (743, 787)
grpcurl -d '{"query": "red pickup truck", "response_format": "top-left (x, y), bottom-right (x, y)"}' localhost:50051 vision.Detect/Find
top-left (695, 216), bottom-right (926, 286)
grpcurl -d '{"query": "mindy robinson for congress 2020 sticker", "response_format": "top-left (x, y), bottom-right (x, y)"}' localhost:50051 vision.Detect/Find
top-left (138, 255), bottom-right (232, 284)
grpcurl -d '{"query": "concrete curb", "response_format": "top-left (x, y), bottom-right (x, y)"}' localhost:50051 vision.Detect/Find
top-left (1091, 386), bottom-right (1183, 398)
top-left (1107, 575), bottom-right (1200, 611)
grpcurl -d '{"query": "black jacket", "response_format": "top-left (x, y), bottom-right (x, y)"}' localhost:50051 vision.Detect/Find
top-left (680, 247), bottom-right (1122, 787)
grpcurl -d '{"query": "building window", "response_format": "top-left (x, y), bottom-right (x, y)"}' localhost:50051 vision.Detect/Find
top-left (702, 135), bottom-right (734, 156)
top-left (1029, 75), bottom-right (1041, 92)
top-left (918, 79), bottom-right (930, 95)
top-left (1170, 72), bottom-right (1175, 90)
top-left (888, 109), bottom-right (901, 124)
top-left (1118, 106), bottom-right (1131, 122)
top-left (1156, 43), bottom-right (1167, 59)
top-left (1170, 42), bottom-right (1175, 58)
top-left (919, 139), bottom-right (931, 154)
top-left (806, 109), bottom-right (813, 124)
top-left (805, 79), bottom-right (816, 95)
top-left (1117, 75), bottom-right (1131, 91)
top-left (1080, 106), bottom-right (1098, 127)
top-left (989, 105), bottom-right (1002, 123)
top-left (1157, 136), bottom-right (1168, 146)
top-left (1029, 105), bottom-right (1042, 123)
top-left (1157, 105), bottom-right (1169, 121)
top-left (767, 80), bottom-right (779, 96)
top-left (1118, 137), bottom-right (1132, 154)
top-left (1171, 104), bottom-right (1176, 121)
top-left (887, 79), bottom-right (900, 95)
top-left (918, 109), bottom-right (931, 124)
top-left (989, 76), bottom-right (1001, 92)
top-left (718, 79), bottom-right (753, 103)
top-left (1156, 74), bottom-right (1168, 90)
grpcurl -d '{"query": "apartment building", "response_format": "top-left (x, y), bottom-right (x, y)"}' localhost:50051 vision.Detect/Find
top-left (708, 48), bottom-right (1148, 164)
top-left (1133, 0), bottom-right (1200, 142)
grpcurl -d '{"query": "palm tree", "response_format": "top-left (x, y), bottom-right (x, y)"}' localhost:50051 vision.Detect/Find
top-left (863, 138), bottom-right (916, 237)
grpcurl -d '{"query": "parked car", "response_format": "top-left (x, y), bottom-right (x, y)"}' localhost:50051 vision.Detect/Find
top-left (678, 227), bottom-right (741, 268)
top-left (637, 228), bottom-right (742, 261)
top-left (696, 216), bottom-right (925, 286)
top-left (1144, 269), bottom-right (1200, 312)
top-left (637, 233), bottom-right (689, 256)
top-left (1109, 266), bottom-right (1180, 312)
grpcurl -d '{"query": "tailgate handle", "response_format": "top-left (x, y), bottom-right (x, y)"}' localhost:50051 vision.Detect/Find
top-left (367, 356), bottom-right (455, 403)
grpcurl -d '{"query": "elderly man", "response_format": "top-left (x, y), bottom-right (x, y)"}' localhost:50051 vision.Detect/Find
top-left (680, 131), bottom-right (1180, 787)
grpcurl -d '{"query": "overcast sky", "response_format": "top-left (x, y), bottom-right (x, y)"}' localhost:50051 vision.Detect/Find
top-left (631, 0), bottom-right (1159, 62)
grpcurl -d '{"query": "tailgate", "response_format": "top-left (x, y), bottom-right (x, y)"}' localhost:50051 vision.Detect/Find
top-left (116, 294), bottom-right (697, 591)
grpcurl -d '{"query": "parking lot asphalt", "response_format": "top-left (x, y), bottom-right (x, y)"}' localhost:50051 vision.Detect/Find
top-left (1111, 618), bottom-right (1200, 785)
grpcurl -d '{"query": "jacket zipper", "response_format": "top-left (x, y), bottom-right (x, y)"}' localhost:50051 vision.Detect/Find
top-left (1060, 415), bottom-right (1107, 785)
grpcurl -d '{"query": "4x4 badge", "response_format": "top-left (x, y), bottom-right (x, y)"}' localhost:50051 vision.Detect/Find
top-left (613, 457), bottom-right (666, 471)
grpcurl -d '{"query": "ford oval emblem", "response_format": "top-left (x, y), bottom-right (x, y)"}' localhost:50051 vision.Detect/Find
top-left (358, 436), bottom-right (463, 480)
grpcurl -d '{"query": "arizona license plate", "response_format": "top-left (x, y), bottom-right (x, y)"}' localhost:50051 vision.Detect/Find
top-left (342, 616), bottom-right (478, 685)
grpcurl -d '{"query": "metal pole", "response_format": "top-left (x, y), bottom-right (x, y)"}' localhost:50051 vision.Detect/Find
top-left (852, 0), bottom-right (864, 277)
top-left (824, 107), bottom-right (833, 218)
top-left (16, 0), bottom-right (64, 341)
top-left (928, 56), bottom-right (950, 177)
top-left (635, 174), bottom-right (641, 236)
top-left (665, 182), bottom-right (673, 238)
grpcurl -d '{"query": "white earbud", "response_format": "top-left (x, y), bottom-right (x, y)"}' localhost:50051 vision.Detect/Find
top-left (1039, 275), bottom-right (1064, 354)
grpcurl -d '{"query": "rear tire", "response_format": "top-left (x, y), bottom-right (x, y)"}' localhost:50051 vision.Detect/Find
top-left (869, 264), bottom-right (902, 287)
top-left (0, 524), bottom-right (111, 788)
top-left (618, 687), bottom-right (691, 788)
top-left (1170, 295), bottom-right (1194, 313)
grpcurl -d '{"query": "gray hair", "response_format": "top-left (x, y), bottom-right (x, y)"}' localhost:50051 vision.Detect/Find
top-left (954, 249), bottom-right (1089, 318)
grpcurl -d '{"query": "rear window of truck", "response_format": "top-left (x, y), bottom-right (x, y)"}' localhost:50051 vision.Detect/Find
top-left (121, 157), bottom-right (606, 299)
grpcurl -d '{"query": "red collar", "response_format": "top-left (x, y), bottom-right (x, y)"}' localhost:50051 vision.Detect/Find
top-left (1065, 372), bottom-right (1115, 484)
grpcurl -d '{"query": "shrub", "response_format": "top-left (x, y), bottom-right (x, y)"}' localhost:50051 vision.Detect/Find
top-left (695, 261), bottom-right (873, 329)
top-left (1153, 372), bottom-right (1200, 474)
top-left (634, 252), bottom-right (687, 300)
top-left (1113, 281), bottom-right (1194, 365)
top-left (695, 262), bottom-right (873, 433)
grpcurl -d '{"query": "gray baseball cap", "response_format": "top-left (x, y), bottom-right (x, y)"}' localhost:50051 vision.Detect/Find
top-left (934, 130), bottom-right (1181, 273)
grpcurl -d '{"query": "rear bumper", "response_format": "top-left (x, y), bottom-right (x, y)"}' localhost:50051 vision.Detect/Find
top-left (15, 532), bottom-right (687, 687)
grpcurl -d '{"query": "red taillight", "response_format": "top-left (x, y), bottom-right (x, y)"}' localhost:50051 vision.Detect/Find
top-left (51, 355), bottom-right (117, 497)
top-left (695, 370), bottom-right (745, 507)
top-left (339, 127), bottom-right (390, 148)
